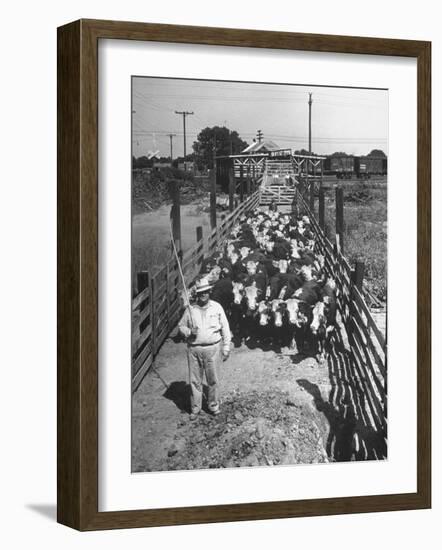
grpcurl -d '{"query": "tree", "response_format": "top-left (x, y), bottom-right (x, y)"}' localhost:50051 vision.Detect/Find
top-left (192, 126), bottom-right (248, 169)
top-left (367, 149), bottom-right (386, 157)
top-left (133, 155), bottom-right (152, 169)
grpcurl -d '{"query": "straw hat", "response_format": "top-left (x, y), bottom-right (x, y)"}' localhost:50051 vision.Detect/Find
top-left (194, 277), bottom-right (213, 294)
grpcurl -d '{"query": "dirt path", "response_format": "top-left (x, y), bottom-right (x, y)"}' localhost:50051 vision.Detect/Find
top-left (132, 336), bottom-right (333, 472)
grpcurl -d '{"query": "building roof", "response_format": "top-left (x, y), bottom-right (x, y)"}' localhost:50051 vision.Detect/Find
top-left (242, 140), bottom-right (281, 154)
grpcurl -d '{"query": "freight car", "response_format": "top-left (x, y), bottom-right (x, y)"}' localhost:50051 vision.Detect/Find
top-left (324, 155), bottom-right (356, 179)
top-left (358, 156), bottom-right (387, 178)
top-left (324, 154), bottom-right (387, 179)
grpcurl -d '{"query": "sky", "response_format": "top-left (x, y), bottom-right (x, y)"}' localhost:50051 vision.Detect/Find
top-left (132, 77), bottom-right (388, 159)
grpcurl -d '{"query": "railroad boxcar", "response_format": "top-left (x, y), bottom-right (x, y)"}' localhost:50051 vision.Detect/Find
top-left (324, 155), bottom-right (356, 179)
top-left (356, 156), bottom-right (386, 178)
top-left (324, 154), bottom-right (388, 179)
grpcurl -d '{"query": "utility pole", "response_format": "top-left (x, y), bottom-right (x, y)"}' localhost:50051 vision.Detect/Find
top-left (257, 129), bottom-right (263, 143)
top-left (308, 93), bottom-right (313, 153)
top-left (175, 110), bottom-right (194, 170)
top-left (167, 133), bottom-right (176, 161)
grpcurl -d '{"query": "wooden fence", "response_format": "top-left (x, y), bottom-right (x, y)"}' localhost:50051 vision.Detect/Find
top-left (295, 187), bottom-right (387, 458)
top-left (131, 189), bottom-right (261, 391)
top-left (131, 172), bottom-right (387, 457)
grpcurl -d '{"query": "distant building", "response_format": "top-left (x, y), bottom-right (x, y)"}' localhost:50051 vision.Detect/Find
top-left (178, 161), bottom-right (195, 171)
top-left (153, 161), bottom-right (172, 170)
top-left (241, 140), bottom-right (281, 154)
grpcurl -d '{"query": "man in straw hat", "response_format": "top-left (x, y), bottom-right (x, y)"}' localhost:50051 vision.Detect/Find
top-left (178, 277), bottom-right (231, 420)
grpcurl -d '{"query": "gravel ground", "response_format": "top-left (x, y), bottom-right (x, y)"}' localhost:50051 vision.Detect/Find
top-left (132, 337), bottom-right (332, 473)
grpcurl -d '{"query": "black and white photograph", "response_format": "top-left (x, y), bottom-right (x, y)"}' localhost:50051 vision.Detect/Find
top-left (131, 76), bottom-right (388, 473)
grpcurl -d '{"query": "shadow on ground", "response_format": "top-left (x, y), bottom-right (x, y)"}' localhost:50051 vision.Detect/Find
top-left (298, 330), bottom-right (387, 461)
top-left (25, 504), bottom-right (57, 522)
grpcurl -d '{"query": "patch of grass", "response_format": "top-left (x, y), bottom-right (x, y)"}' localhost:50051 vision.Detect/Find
top-left (322, 184), bottom-right (387, 303)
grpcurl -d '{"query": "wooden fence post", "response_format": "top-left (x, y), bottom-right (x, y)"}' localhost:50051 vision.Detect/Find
top-left (302, 160), bottom-right (307, 201)
top-left (229, 162), bottom-right (235, 212)
top-left (196, 226), bottom-right (203, 246)
top-left (137, 271), bottom-right (150, 294)
top-left (335, 186), bottom-right (344, 255)
top-left (291, 193), bottom-right (298, 215)
top-left (196, 225), bottom-right (203, 267)
top-left (239, 164), bottom-right (244, 202)
top-left (170, 180), bottom-right (182, 251)
top-left (165, 264), bottom-right (170, 331)
top-left (246, 165), bottom-right (251, 195)
top-left (319, 187), bottom-right (325, 229)
top-left (150, 275), bottom-right (156, 353)
top-left (309, 181), bottom-right (315, 213)
top-left (210, 164), bottom-right (217, 230)
top-left (353, 261), bottom-right (365, 290)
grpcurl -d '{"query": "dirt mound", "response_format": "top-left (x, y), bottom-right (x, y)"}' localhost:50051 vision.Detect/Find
top-left (166, 388), bottom-right (329, 471)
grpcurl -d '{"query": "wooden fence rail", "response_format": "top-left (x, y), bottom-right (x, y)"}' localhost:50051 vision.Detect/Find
top-left (295, 188), bottom-right (387, 456)
top-left (131, 189), bottom-right (261, 391)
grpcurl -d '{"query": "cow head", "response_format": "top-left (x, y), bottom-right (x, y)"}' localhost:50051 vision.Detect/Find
top-left (285, 298), bottom-right (301, 326)
top-left (246, 260), bottom-right (257, 276)
top-left (271, 299), bottom-right (286, 327)
top-left (306, 239), bottom-right (315, 251)
top-left (310, 301), bottom-right (326, 335)
top-left (244, 282), bottom-right (259, 311)
top-left (278, 259), bottom-right (288, 274)
top-left (290, 240), bottom-right (300, 259)
top-left (258, 301), bottom-right (271, 326)
top-left (300, 265), bottom-right (313, 281)
top-left (324, 276), bottom-right (336, 292)
top-left (220, 266), bottom-right (232, 279)
top-left (232, 282), bottom-right (244, 305)
top-left (229, 251), bottom-right (239, 265)
top-left (265, 241), bottom-right (275, 253)
top-left (231, 225), bottom-right (241, 238)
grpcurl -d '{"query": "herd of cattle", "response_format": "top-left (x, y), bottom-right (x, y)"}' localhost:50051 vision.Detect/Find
top-left (188, 207), bottom-right (338, 361)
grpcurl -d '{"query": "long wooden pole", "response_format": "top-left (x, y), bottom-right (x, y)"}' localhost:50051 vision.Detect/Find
top-left (170, 180), bottom-right (182, 250)
top-left (239, 164), bottom-right (244, 202)
top-left (169, 221), bottom-right (194, 328)
top-left (319, 187), bottom-right (325, 229)
top-left (210, 160), bottom-right (217, 229)
top-left (229, 162), bottom-right (235, 212)
top-left (335, 186), bottom-right (344, 254)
